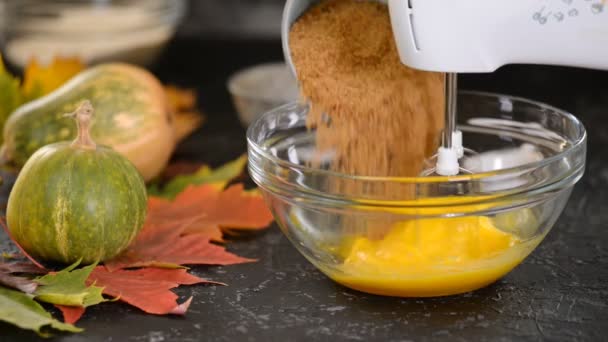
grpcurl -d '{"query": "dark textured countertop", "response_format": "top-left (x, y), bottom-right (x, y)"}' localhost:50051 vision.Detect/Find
top-left (1, 38), bottom-right (608, 342)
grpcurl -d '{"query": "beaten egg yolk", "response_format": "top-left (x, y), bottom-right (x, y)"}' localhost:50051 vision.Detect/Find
top-left (324, 216), bottom-right (541, 297)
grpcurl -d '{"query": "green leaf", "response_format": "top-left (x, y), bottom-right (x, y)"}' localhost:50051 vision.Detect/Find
top-left (0, 286), bottom-right (82, 337)
top-left (0, 56), bottom-right (23, 144)
top-left (146, 183), bottom-right (162, 197)
top-left (34, 262), bottom-right (106, 308)
top-left (153, 155), bottom-right (247, 199)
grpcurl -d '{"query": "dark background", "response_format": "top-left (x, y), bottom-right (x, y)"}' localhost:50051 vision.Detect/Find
top-left (1, 0), bottom-right (608, 341)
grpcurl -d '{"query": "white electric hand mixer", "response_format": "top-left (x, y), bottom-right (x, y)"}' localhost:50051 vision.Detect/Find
top-left (282, 0), bottom-right (608, 176)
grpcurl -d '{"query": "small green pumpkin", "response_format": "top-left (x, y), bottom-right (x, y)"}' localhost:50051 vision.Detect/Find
top-left (6, 100), bottom-right (147, 265)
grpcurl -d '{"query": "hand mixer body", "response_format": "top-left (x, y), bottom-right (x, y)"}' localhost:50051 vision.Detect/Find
top-left (281, 0), bottom-right (604, 176)
top-left (389, 0), bottom-right (608, 73)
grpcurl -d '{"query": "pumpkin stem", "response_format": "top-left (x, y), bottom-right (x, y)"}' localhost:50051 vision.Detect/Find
top-left (65, 100), bottom-right (96, 150)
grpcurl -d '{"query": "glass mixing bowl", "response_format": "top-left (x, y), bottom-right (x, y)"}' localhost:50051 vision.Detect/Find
top-left (0, 0), bottom-right (186, 68)
top-left (247, 91), bottom-right (586, 297)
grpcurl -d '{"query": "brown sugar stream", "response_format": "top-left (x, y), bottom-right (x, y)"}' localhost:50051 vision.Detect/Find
top-left (289, 0), bottom-right (447, 183)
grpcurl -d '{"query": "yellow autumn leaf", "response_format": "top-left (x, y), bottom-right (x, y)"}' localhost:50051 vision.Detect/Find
top-left (21, 57), bottom-right (85, 101)
top-left (0, 54), bottom-right (23, 144)
top-left (165, 85), bottom-right (197, 112)
top-left (164, 85), bottom-right (205, 143)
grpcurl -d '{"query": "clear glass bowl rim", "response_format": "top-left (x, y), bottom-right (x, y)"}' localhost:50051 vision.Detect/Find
top-left (3, 0), bottom-right (187, 36)
top-left (247, 90), bottom-right (586, 186)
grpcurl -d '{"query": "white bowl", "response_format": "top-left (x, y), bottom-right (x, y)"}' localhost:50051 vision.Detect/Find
top-left (228, 62), bottom-right (299, 127)
top-left (1, 0), bottom-right (186, 68)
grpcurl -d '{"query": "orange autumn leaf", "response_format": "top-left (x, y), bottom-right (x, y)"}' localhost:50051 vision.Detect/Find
top-left (104, 215), bottom-right (254, 271)
top-left (105, 183), bottom-right (272, 270)
top-left (89, 267), bottom-right (201, 315)
top-left (22, 57), bottom-right (85, 100)
top-left (57, 267), bottom-right (220, 320)
top-left (165, 85), bottom-right (197, 112)
top-left (185, 184), bottom-right (274, 236)
top-left (164, 85), bottom-right (205, 143)
top-left (144, 194), bottom-right (223, 242)
top-left (88, 267), bottom-right (217, 316)
top-left (89, 267), bottom-right (216, 315)
top-left (149, 183), bottom-right (274, 238)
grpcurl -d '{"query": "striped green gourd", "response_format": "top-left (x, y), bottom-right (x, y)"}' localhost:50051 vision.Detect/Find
top-left (1, 63), bottom-right (175, 182)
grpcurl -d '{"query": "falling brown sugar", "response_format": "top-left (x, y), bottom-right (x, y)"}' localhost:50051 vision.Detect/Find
top-left (289, 0), bottom-right (445, 178)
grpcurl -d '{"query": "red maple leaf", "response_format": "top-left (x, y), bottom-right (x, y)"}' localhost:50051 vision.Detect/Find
top-left (149, 183), bottom-right (274, 238)
top-left (147, 197), bottom-right (224, 242)
top-left (105, 183), bottom-right (272, 271)
top-left (55, 267), bottom-right (223, 322)
top-left (104, 217), bottom-right (254, 271)
top-left (55, 305), bottom-right (85, 324)
top-left (89, 267), bottom-right (221, 315)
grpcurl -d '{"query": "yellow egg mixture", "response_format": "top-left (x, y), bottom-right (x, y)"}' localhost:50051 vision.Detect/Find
top-left (321, 213), bottom-right (542, 297)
